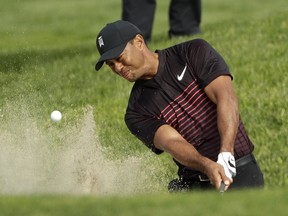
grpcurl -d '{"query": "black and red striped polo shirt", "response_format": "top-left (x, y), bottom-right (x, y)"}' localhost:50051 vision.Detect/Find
top-left (125, 39), bottom-right (254, 178)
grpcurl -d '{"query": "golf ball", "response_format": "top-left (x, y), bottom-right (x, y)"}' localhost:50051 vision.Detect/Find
top-left (51, 110), bottom-right (62, 122)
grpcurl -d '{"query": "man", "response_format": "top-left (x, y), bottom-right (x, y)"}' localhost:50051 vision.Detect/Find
top-left (95, 20), bottom-right (264, 192)
top-left (122, 0), bottom-right (201, 42)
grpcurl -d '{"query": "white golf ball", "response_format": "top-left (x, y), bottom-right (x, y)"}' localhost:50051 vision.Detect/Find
top-left (50, 110), bottom-right (62, 122)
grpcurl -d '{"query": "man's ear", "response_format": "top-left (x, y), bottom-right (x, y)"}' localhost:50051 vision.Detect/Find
top-left (133, 34), bottom-right (145, 48)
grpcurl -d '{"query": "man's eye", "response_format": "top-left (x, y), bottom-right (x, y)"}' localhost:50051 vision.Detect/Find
top-left (106, 62), bottom-right (113, 67)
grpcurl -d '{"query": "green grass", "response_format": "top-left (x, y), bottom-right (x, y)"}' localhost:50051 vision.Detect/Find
top-left (1, 188), bottom-right (288, 216)
top-left (0, 0), bottom-right (288, 215)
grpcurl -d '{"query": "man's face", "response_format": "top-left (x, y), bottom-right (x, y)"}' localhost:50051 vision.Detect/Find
top-left (105, 38), bottom-right (146, 82)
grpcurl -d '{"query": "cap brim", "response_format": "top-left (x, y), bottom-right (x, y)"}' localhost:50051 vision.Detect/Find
top-left (95, 43), bottom-right (127, 71)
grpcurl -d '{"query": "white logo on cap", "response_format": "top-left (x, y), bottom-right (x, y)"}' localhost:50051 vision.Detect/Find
top-left (98, 36), bottom-right (104, 48)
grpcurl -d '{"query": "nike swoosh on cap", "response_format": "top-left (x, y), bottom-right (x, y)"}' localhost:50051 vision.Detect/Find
top-left (177, 64), bottom-right (187, 81)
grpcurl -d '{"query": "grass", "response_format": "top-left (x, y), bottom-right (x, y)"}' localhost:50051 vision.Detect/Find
top-left (1, 188), bottom-right (288, 216)
top-left (0, 0), bottom-right (288, 215)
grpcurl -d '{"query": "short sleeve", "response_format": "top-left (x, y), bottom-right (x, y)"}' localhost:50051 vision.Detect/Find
top-left (185, 39), bottom-right (232, 88)
top-left (125, 108), bottom-right (166, 154)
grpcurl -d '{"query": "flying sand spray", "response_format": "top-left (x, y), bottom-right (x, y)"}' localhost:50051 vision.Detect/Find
top-left (0, 98), bottom-right (167, 195)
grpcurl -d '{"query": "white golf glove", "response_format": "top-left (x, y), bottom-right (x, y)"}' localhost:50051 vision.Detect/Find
top-left (217, 152), bottom-right (236, 179)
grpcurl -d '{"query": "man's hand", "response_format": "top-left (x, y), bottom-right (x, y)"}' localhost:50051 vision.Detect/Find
top-left (203, 160), bottom-right (232, 191)
top-left (217, 152), bottom-right (236, 179)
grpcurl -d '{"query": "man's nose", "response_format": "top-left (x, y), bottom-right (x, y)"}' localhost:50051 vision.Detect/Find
top-left (114, 62), bottom-right (123, 73)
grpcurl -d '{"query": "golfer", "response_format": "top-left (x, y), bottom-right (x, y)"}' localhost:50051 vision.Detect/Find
top-left (95, 20), bottom-right (264, 192)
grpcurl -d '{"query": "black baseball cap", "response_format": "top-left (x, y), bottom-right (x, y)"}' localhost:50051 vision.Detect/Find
top-left (95, 20), bottom-right (142, 71)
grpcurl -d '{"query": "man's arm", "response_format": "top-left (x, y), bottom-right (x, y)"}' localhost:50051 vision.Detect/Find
top-left (153, 124), bottom-right (232, 190)
top-left (204, 75), bottom-right (239, 183)
top-left (204, 75), bottom-right (239, 154)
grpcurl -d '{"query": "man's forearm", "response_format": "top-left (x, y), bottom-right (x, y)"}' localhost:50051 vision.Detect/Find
top-left (217, 97), bottom-right (239, 154)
